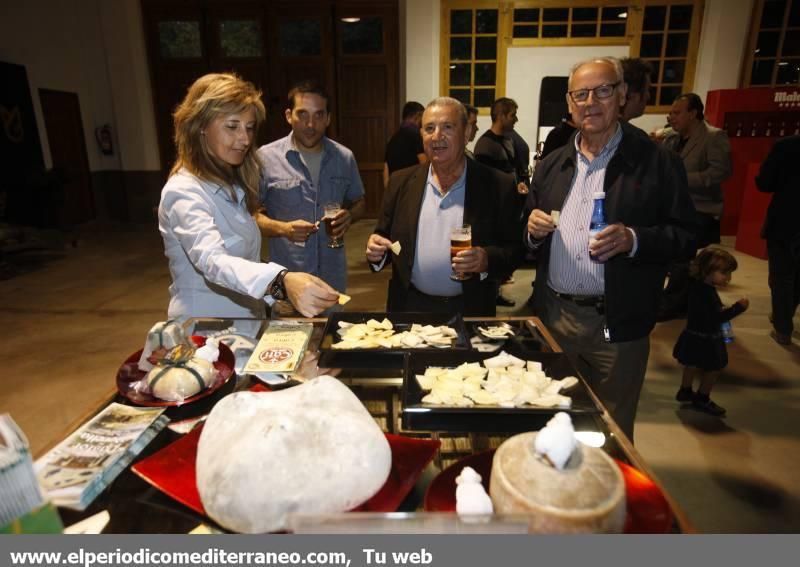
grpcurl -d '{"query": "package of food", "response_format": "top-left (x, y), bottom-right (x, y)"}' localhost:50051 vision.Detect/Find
top-left (243, 322), bottom-right (314, 378)
top-left (137, 320), bottom-right (191, 372)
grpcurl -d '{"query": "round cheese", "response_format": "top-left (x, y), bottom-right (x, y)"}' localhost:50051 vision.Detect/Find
top-left (145, 358), bottom-right (214, 401)
top-left (490, 431), bottom-right (626, 533)
top-left (196, 376), bottom-right (392, 533)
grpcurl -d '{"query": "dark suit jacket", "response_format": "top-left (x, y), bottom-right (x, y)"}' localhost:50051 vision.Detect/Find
top-left (526, 122), bottom-right (697, 342)
top-left (372, 159), bottom-right (523, 316)
top-left (756, 135), bottom-right (800, 241)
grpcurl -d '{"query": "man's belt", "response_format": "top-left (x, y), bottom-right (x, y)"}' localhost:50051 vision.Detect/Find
top-left (548, 286), bottom-right (604, 307)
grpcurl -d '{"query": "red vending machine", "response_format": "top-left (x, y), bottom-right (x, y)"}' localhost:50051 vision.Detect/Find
top-left (705, 87), bottom-right (800, 259)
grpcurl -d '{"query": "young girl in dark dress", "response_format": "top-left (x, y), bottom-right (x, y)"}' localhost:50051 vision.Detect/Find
top-left (673, 247), bottom-right (749, 416)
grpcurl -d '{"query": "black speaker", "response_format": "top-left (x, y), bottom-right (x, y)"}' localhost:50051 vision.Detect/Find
top-left (538, 76), bottom-right (570, 128)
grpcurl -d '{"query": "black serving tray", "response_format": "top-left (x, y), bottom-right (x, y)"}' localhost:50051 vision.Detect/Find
top-left (468, 320), bottom-right (543, 354)
top-left (318, 312), bottom-right (471, 368)
top-left (401, 348), bottom-right (601, 433)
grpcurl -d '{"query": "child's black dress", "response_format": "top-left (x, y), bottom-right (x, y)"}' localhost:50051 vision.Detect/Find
top-left (673, 278), bottom-right (746, 371)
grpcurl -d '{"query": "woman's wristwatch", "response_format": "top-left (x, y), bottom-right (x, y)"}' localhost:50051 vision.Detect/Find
top-left (267, 269), bottom-right (289, 300)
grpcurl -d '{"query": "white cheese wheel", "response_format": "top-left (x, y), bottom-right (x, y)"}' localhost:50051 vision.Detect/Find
top-left (490, 431), bottom-right (626, 533)
top-left (196, 376), bottom-right (392, 533)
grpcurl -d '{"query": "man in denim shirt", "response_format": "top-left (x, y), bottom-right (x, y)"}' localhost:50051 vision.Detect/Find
top-left (257, 81), bottom-right (365, 295)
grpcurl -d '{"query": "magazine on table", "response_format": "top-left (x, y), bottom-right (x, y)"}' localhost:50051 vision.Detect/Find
top-left (35, 403), bottom-right (169, 511)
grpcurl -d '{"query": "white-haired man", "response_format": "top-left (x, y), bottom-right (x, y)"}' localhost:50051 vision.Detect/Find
top-left (524, 57), bottom-right (696, 439)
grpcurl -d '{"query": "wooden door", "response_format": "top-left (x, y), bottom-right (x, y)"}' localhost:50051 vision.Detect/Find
top-left (206, 0), bottom-right (275, 145)
top-left (334, 2), bottom-right (398, 216)
top-left (264, 2), bottom-right (336, 142)
top-left (142, 0), bottom-right (209, 177)
top-left (141, 0), bottom-right (399, 216)
top-left (38, 89), bottom-right (94, 224)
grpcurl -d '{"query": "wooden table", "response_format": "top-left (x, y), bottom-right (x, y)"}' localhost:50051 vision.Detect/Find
top-left (47, 316), bottom-right (694, 533)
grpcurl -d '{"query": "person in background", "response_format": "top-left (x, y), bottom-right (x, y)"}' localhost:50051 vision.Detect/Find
top-left (524, 57), bottom-right (696, 439)
top-left (474, 97), bottom-right (528, 196)
top-left (541, 112), bottom-right (577, 160)
top-left (474, 97), bottom-right (528, 307)
top-left (673, 247), bottom-right (748, 416)
top-left (755, 135), bottom-right (800, 346)
top-left (366, 97), bottom-right (523, 316)
top-left (659, 93), bottom-right (732, 320)
top-left (158, 73), bottom-right (339, 322)
top-left (464, 104), bottom-right (479, 159)
top-left (620, 57), bottom-right (652, 123)
top-left (383, 101), bottom-right (427, 188)
top-left (510, 128), bottom-right (532, 191)
top-left (257, 81), bottom-right (365, 301)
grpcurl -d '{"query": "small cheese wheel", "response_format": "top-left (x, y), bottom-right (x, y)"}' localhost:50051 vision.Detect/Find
top-left (490, 431), bottom-right (626, 533)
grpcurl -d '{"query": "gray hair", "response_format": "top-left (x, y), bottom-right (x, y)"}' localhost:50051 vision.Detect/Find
top-left (568, 57), bottom-right (624, 87)
top-left (425, 96), bottom-right (468, 127)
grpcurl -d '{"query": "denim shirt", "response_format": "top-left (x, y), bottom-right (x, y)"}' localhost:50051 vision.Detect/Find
top-left (258, 134), bottom-right (364, 293)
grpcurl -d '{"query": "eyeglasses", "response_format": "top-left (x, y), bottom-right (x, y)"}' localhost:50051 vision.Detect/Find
top-left (568, 82), bottom-right (621, 103)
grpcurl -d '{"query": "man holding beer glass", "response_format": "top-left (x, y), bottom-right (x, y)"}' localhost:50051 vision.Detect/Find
top-left (366, 97), bottom-right (522, 316)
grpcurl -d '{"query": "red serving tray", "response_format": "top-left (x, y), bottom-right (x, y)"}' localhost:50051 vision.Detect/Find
top-left (424, 449), bottom-right (674, 534)
top-left (116, 336), bottom-right (235, 407)
top-left (132, 422), bottom-right (440, 519)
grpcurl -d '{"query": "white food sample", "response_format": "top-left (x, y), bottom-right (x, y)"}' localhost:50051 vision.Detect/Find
top-left (534, 412), bottom-right (578, 470)
top-left (194, 337), bottom-right (220, 363)
top-left (478, 323), bottom-right (515, 340)
top-left (389, 241), bottom-right (402, 255)
top-left (415, 352), bottom-right (576, 408)
top-left (332, 320), bottom-right (459, 349)
top-left (196, 376), bottom-right (391, 533)
top-left (455, 466), bottom-right (493, 515)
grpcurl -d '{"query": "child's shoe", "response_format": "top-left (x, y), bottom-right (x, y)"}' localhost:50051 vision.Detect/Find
top-left (692, 393), bottom-right (726, 417)
top-left (675, 387), bottom-right (694, 402)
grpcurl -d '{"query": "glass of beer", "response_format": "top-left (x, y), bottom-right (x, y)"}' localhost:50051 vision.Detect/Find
top-left (450, 224), bottom-right (473, 281)
top-left (323, 202), bottom-right (343, 248)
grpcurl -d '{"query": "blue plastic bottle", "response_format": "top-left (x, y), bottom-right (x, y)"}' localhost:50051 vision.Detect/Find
top-left (721, 321), bottom-right (734, 343)
top-left (588, 191), bottom-right (608, 263)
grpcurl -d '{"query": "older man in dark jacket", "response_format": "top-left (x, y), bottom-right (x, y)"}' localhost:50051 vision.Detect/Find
top-left (368, 97), bottom-right (523, 317)
top-left (525, 57), bottom-right (696, 439)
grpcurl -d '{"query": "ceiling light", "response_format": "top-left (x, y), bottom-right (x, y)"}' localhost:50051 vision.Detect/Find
top-left (341, 17), bottom-right (361, 23)
top-left (779, 61), bottom-right (789, 66)
top-left (617, 12), bottom-right (628, 18)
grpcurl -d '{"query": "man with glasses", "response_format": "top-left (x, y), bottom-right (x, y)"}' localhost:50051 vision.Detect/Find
top-left (524, 57), bottom-right (696, 440)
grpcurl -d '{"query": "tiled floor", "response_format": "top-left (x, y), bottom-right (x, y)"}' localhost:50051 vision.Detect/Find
top-left (1, 219), bottom-right (798, 532)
